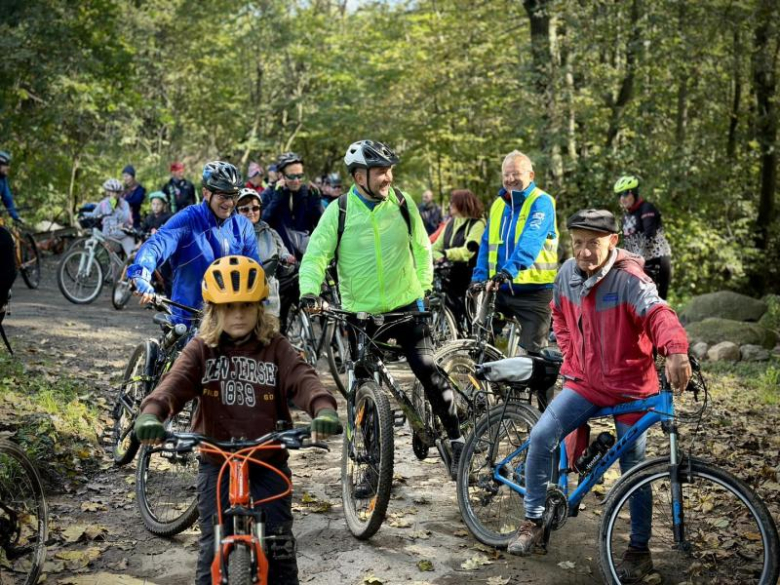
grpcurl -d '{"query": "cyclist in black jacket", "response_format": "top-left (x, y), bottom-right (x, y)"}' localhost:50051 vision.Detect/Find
top-left (614, 175), bottom-right (673, 299)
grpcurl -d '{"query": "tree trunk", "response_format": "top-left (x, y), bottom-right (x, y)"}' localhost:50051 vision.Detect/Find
top-left (749, 0), bottom-right (778, 292)
top-left (727, 28), bottom-right (742, 159)
top-left (523, 0), bottom-right (563, 188)
top-left (67, 154), bottom-right (80, 227)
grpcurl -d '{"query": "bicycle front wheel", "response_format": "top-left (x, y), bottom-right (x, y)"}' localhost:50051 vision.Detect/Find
top-left (111, 258), bottom-right (134, 310)
top-left (136, 403), bottom-right (200, 536)
top-left (227, 543), bottom-right (253, 585)
top-left (57, 248), bottom-right (104, 304)
top-left (456, 403), bottom-right (540, 548)
top-left (430, 304), bottom-right (458, 347)
top-left (19, 233), bottom-right (41, 289)
top-left (111, 341), bottom-right (153, 465)
top-left (325, 320), bottom-right (348, 398)
top-left (599, 458), bottom-right (780, 585)
top-left (0, 440), bottom-right (48, 585)
top-left (341, 381), bottom-right (394, 540)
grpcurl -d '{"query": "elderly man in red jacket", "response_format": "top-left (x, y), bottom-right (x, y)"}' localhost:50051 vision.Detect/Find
top-left (508, 209), bottom-right (691, 581)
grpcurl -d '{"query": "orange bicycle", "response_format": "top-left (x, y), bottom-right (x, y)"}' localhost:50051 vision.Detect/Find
top-left (159, 425), bottom-right (328, 585)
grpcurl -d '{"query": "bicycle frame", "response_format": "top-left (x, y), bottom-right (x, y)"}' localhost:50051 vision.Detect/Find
top-left (78, 229), bottom-right (125, 280)
top-left (490, 390), bottom-right (682, 516)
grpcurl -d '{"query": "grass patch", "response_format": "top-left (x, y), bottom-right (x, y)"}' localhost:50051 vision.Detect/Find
top-left (702, 359), bottom-right (780, 406)
top-left (0, 352), bottom-right (105, 491)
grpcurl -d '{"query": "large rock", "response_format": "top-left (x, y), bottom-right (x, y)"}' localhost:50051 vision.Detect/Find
top-left (690, 341), bottom-right (709, 360)
top-left (707, 341), bottom-right (740, 362)
top-left (685, 318), bottom-right (779, 349)
top-left (740, 344), bottom-right (771, 362)
top-left (758, 294), bottom-right (780, 333)
top-left (679, 291), bottom-right (768, 324)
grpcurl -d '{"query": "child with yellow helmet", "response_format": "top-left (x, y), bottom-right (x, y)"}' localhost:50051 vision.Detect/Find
top-left (134, 255), bottom-right (340, 585)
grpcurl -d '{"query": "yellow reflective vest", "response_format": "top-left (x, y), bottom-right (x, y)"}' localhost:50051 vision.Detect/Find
top-left (487, 187), bottom-right (558, 285)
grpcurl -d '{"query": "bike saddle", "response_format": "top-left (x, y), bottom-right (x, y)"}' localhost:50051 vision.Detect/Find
top-left (475, 357), bottom-right (536, 383)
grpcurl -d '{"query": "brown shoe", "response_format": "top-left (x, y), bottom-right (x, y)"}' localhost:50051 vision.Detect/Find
top-left (507, 519), bottom-right (543, 556)
top-left (617, 547), bottom-right (654, 583)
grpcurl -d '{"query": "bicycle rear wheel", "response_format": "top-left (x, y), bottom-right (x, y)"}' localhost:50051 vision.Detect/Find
top-left (136, 402), bottom-right (199, 536)
top-left (0, 440), bottom-right (48, 585)
top-left (341, 381), bottom-right (394, 540)
top-left (57, 248), bottom-right (104, 304)
top-left (326, 320), bottom-right (348, 398)
top-left (111, 341), bottom-right (153, 465)
top-left (599, 458), bottom-right (780, 585)
top-left (227, 543), bottom-right (253, 585)
top-left (19, 234), bottom-right (40, 289)
top-left (456, 403), bottom-right (540, 548)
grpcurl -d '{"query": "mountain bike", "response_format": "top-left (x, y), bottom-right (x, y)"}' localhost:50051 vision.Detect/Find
top-left (56, 226), bottom-right (139, 304)
top-left (111, 238), bottom-right (167, 310)
top-left (0, 211), bottom-right (41, 290)
top-left (158, 425), bottom-right (328, 585)
top-left (111, 294), bottom-right (201, 466)
top-left (320, 305), bottom-right (488, 540)
top-left (427, 262), bottom-right (458, 346)
top-left (0, 439), bottom-right (48, 585)
top-left (456, 356), bottom-right (780, 584)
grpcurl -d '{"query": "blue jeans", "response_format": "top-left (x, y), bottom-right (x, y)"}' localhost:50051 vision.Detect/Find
top-left (524, 387), bottom-right (651, 549)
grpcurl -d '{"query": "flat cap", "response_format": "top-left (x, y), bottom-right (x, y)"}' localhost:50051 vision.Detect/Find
top-left (566, 209), bottom-right (619, 234)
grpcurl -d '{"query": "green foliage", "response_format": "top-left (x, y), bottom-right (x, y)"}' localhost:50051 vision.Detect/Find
top-left (703, 360), bottom-right (780, 405)
top-left (0, 0), bottom-right (778, 294)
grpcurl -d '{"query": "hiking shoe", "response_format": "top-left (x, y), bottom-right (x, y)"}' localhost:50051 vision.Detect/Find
top-left (353, 469), bottom-right (378, 499)
top-left (617, 546), bottom-right (654, 583)
top-left (507, 519), bottom-right (543, 556)
top-left (449, 441), bottom-right (464, 480)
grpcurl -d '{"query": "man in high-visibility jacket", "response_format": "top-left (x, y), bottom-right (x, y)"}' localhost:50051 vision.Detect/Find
top-left (471, 150), bottom-right (558, 355)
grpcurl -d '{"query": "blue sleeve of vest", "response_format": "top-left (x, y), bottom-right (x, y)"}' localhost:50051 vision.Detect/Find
top-left (471, 222), bottom-right (491, 282)
top-left (502, 195), bottom-right (555, 278)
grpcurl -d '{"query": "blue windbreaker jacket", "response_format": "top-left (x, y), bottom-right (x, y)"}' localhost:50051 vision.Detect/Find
top-left (0, 176), bottom-right (20, 221)
top-left (127, 201), bottom-right (260, 324)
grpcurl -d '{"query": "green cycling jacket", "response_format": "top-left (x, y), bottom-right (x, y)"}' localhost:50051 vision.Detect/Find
top-left (299, 185), bottom-right (433, 313)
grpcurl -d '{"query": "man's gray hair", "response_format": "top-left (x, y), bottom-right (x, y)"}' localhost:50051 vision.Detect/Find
top-left (502, 150), bottom-right (534, 171)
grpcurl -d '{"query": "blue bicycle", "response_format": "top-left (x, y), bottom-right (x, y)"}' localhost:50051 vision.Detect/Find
top-left (456, 355), bottom-right (779, 584)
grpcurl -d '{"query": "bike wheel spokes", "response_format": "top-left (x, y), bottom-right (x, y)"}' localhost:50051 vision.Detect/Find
top-left (600, 461), bottom-right (780, 585)
top-left (111, 343), bottom-right (148, 465)
top-left (457, 405), bottom-right (538, 548)
top-left (341, 382), bottom-right (394, 540)
top-left (57, 249), bottom-right (103, 304)
top-left (0, 441), bottom-right (48, 585)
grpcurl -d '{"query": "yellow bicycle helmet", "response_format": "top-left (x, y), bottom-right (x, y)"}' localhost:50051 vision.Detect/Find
top-left (202, 256), bottom-right (269, 304)
top-left (613, 175), bottom-right (640, 195)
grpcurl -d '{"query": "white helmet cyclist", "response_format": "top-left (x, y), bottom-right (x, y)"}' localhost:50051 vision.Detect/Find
top-left (344, 140), bottom-right (399, 200)
top-left (102, 178), bottom-right (123, 193)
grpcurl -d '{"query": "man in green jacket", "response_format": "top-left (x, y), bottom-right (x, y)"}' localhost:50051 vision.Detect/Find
top-left (298, 139), bottom-right (464, 490)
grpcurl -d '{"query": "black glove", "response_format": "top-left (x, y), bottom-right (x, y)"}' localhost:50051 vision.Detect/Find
top-left (300, 294), bottom-right (321, 311)
top-left (491, 270), bottom-right (512, 285)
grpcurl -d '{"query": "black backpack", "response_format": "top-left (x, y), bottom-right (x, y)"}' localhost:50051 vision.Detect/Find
top-left (333, 190), bottom-right (413, 264)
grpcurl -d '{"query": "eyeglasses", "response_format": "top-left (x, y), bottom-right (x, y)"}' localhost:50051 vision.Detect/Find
top-left (284, 173), bottom-right (305, 181)
top-left (238, 205), bottom-right (261, 213)
top-left (213, 192), bottom-right (238, 202)
top-left (502, 172), bottom-right (526, 180)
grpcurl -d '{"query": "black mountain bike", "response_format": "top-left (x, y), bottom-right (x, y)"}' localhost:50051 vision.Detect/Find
top-left (0, 439), bottom-right (48, 585)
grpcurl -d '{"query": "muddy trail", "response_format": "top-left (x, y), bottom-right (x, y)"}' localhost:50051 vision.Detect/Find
top-left (3, 257), bottom-right (779, 585)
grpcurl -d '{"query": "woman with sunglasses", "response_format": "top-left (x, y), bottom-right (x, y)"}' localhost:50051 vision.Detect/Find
top-left (237, 188), bottom-right (294, 318)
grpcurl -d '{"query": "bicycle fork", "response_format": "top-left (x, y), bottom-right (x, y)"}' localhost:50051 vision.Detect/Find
top-left (665, 422), bottom-right (690, 552)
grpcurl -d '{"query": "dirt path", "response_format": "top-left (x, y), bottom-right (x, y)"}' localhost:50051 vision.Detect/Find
top-left (8, 257), bottom-right (767, 585)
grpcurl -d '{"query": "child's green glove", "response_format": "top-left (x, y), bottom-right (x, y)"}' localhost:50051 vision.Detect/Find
top-left (135, 413), bottom-right (165, 443)
top-left (311, 408), bottom-right (341, 439)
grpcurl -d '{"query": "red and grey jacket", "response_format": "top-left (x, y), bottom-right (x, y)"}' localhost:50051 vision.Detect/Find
top-left (552, 249), bottom-right (688, 411)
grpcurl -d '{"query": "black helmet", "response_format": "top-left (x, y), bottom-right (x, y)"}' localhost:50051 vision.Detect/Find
top-left (325, 172), bottom-right (342, 187)
top-left (202, 161), bottom-right (242, 194)
top-left (0, 151), bottom-right (11, 165)
top-left (276, 152), bottom-right (303, 173)
top-left (344, 140), bottom-right (399, 173)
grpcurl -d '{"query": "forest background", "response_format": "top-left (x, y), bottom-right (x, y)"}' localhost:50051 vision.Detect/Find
top-left (1, 0), bottom-right (778, 300)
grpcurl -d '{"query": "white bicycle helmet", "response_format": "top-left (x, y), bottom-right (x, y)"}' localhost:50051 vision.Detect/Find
top-left (102, 178), bottom-right (123, 193)
top-left (344, 140), bottom-right (399, 173)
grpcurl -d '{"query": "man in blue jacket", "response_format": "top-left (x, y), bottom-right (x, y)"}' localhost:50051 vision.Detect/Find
top-left (471, 150), bottom-right (558, 355)
top-left (261, 152), bottom-right (322, 258)
top-left (0, 151), bottom-right (22, 223)
top-left (128, 161), bottom-right (259, 325)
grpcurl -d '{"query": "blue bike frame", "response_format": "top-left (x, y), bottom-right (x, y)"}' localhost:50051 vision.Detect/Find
top-left (491, 390), bottom-right (675, 512)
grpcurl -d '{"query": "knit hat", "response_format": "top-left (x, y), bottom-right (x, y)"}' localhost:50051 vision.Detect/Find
top-left (170, 161), bottom-right (185, 172)
top-left (566, 209), bottom-right (619, 234)
top-left (122, 164), bottom-right (136, 177)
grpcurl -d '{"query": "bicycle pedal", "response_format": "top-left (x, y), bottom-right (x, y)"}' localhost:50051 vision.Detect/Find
top-left (393, 409), bottom-right (406, 427)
